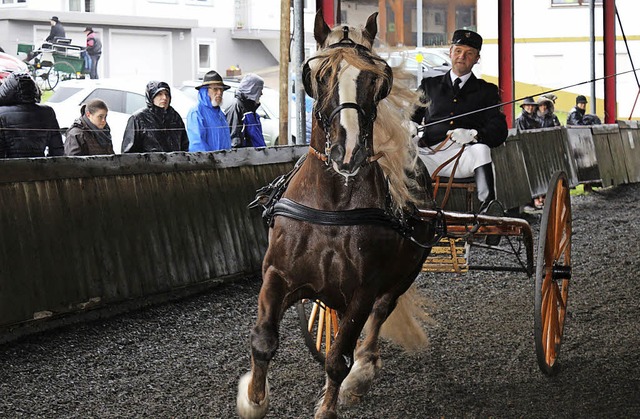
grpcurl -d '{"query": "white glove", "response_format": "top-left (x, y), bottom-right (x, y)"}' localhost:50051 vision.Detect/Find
top-left (447, 128), bottom-right (478, 145)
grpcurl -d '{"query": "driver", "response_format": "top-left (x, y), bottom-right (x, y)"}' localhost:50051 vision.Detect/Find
top-left (411, 29), bottom-right (508, 215)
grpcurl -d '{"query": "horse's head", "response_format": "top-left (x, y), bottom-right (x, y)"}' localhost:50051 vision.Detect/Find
top-left (303, 12), bottom-right (393, 181)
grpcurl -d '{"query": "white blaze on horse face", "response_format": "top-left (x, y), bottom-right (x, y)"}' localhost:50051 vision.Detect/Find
top-left (337, 63), bottom-right (361, 165)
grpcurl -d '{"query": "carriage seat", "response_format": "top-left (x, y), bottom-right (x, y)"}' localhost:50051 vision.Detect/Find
top-left (431, 175), bottom-right (476, 213)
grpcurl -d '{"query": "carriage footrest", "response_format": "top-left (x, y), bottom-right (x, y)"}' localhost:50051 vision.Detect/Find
top-left (422, 237), bottom-right (468, 273)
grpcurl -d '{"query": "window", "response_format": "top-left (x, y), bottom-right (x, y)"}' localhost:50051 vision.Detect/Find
top-left (69, 0), bottom-right (94, 12)
top-left (125, 93), bottom-right (146, 114)
top-left (197, 40), bottom-right (217, 73)
top-left (1, 0), bottom-right (27, 5)
top-left (85, 89), bottom-right (125, 113)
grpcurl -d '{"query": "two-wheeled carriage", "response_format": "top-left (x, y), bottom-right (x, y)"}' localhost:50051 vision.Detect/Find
top-left (297, 169), bottom-right (572, 376)
top-left (18, 41), bottom-right (87, 91)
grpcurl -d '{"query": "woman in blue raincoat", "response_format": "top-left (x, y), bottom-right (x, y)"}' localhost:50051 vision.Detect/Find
top-left (186, 70), bottom-right (232, 152)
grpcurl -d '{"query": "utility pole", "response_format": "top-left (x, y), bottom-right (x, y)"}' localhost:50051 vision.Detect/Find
top-left (278, 0), bottom-right (290, 145)
top-left (293, 0), bottom-right (306, 145)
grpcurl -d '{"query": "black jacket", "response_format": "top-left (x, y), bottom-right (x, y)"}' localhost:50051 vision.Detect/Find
top-left (515, 110), bottom-right (541, 131)
top-left (121, 81), bottom-right (188, 153)
top-left (566, 106), bottom-right (601, 126)
top-left (46, 22), bottom-right (66, 43)
top-left (411, 71), bottom-right (508, 148)
top-left (0, 72), bottom-right (63, 158)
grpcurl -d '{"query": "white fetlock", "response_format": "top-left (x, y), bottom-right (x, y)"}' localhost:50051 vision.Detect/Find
top-left (338, 358), bottom-right (378, 406)
top-left (237, 372), bottom-right (270, 419)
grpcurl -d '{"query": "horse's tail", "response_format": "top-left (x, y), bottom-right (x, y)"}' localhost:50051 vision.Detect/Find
top-left (378, 284), bottom-right (433, 352)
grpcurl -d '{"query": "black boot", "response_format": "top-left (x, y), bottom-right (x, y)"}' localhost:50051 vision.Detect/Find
top-left (474, 163), bottom-right (496, 213)
top-left (474, 163), bottom-right (502, 245)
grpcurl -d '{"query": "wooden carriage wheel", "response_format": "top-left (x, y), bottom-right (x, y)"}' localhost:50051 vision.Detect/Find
top-left (296, 299), bottom-right (339, 364)
top-left (534, 171), bottom-right (572, 376)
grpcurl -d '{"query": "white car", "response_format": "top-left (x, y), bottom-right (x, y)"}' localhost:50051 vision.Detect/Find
top-left (47, 78), bottom-right (193, 153)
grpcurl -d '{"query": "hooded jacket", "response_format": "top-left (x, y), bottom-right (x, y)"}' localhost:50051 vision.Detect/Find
top-left (0, 72), bottom-right (63, 158)
top-left (225, 74), bottom-right (266, 148)
top-left (536, 99), bottom-right (561, 128)
top-left (121, 81), bottom-right (189, 153)
top-left (186, 86), bottom-right (231, 151)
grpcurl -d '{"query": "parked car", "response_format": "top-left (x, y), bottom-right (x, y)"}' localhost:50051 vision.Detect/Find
top-left (380, 48), bottom-right (451, 88)
top-left (0, 52), bottom-right (29, 82)
top-left (47, 78), bottom-right (193, 153)
top-left (178, 78), bottom-right (282, 146)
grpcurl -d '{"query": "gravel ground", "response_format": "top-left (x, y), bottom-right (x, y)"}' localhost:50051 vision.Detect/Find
top-left (1, 184), bottom-right (640, 419)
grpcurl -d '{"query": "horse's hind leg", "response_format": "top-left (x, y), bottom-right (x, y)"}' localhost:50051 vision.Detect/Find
top-left (338, 293), bottom-right (395, 406)
top-left (237, 269), bottom-right (286, 419)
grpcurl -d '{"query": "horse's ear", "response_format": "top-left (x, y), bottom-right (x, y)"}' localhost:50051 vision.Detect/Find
top-left (314, 10), bottom-right (331, 47)
top-left (364, 12), bottom-right (379, 46)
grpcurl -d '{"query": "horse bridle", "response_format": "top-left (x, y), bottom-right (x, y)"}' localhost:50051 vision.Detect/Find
top-left (303, 29), bottom-right (392, 167)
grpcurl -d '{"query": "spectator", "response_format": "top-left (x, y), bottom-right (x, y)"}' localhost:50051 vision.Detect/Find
top-left (0, 72), bottom-right (63, 158)
top-left (64, 99), bottom-right (114, 156)
top-left (515, 96), bottom-right (541, 131)
top-left (536, 96), bottom-right (561, 128)
top-left (225, 73), bottom-right (267, 148)
top-left (411, 29), bottom-right (508, 216)
top-left (45, 16), bottom-right (66, 44)
top-left (187, 70), bottom-right (232, 151)
top-left (83, 27), bottom-right (102, 79)
top-left (567, 95), bottom-right (602, 126)
top-left (121, 81), bottom-right (189, 153)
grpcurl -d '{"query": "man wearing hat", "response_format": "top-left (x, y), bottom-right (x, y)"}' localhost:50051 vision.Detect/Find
top-left (567, 95), bottom-right (601, 125)
top-left (515, 96), bottom-right (541, 131)
top-left (83, 26), bottom-right (102, 79)
top-left (411, 29), bottom-right (508, 218)
top-left (45, 16), bottom-right (66, 44)
top-left (186, 70), bottom-right (232, 151)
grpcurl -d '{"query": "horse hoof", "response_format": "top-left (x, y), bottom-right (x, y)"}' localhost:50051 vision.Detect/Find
top-left (237, 372), bottom-right (269, 419)
top-left (338, 358), bottom-right (377, 406)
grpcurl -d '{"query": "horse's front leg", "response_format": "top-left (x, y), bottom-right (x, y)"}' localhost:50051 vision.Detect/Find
top-left (237, 268), bottom-right (286, 419)
top-left (315, 292), bottom-right (373, 419)
top-left (338, 292), bottom-right (395, 406)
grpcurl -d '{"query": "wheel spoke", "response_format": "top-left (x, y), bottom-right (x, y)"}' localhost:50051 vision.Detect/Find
top-left (308, 301), bottom-right (319, 333)
top-left (325, 308), bottom-right (332, 353)
top-left (316, 305), bottom-right (325, 352)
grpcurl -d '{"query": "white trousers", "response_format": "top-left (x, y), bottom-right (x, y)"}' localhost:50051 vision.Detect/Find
top-left (417, 140), bottom-right (492, 178)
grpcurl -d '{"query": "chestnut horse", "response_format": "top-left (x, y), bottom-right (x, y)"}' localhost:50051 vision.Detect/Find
top-left (237, 12), bottom-right (436, 419)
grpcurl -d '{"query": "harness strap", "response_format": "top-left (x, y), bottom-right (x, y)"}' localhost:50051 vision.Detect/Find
top-left (272, 198), bottom-right (399, 228)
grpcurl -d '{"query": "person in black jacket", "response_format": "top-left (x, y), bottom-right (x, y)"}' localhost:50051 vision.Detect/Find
top-left (515, 96), bottom-right (541, 131)
top-left (411, 29), bottom-right (508, 214)
top-left (225, 73), bottom-right (266, 148)
top-left (567, 95), bottom-right (601, 126)
top-left (0, 71), bottom-right (63, 158)
top-left (121, 81), bottom-right (188, 153)
top-left (536, 95), bottom-right (561, 128)
top-left (64, 99), bottom-right (114, 156)
top-left (45, 16), bottom-right (66, 44)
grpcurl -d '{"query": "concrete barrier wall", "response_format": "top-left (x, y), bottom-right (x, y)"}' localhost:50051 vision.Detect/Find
top-left (0, 147), bottom-right (305, 337)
